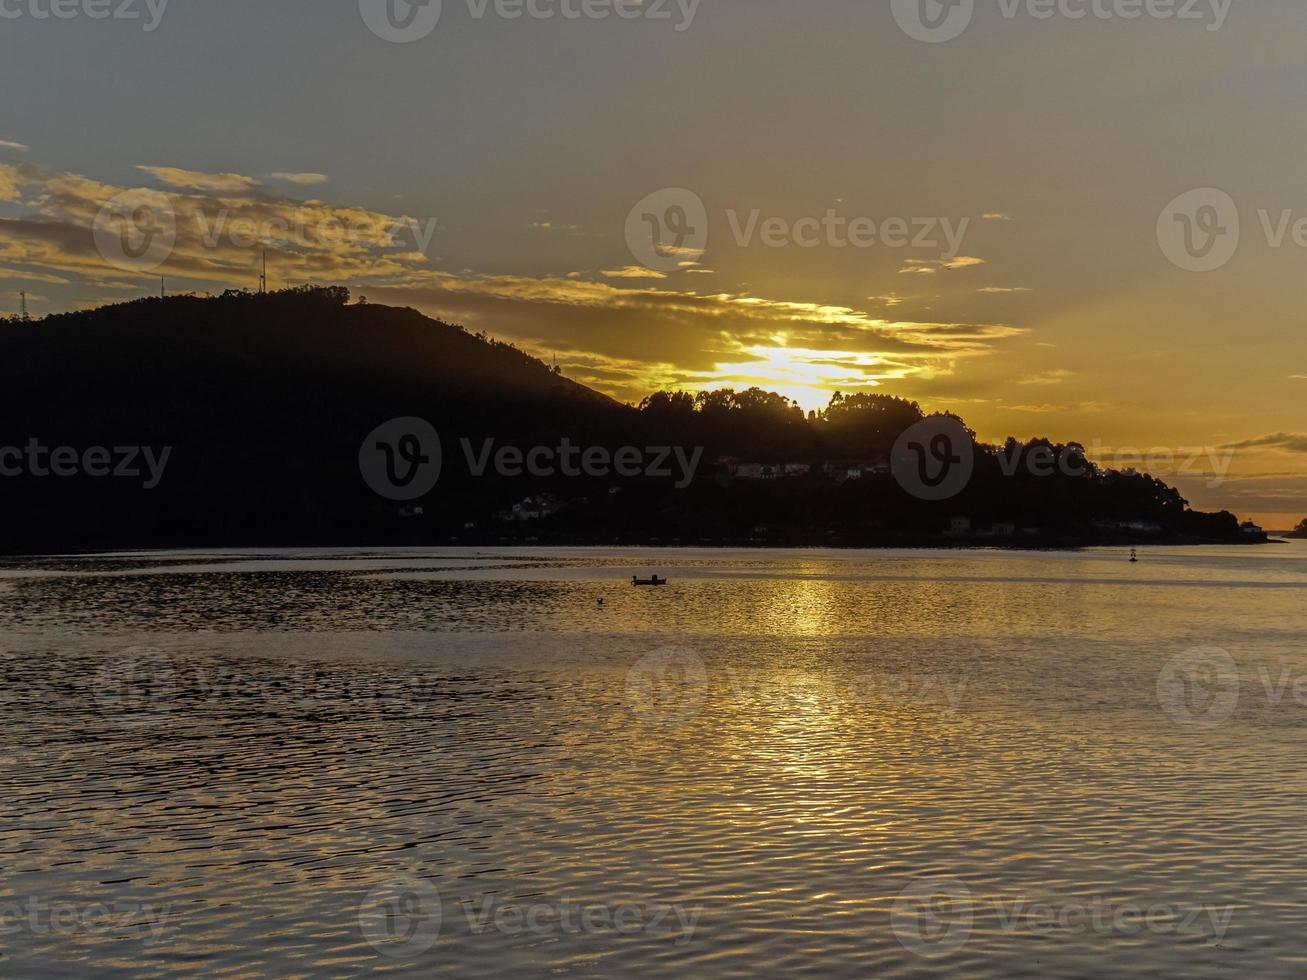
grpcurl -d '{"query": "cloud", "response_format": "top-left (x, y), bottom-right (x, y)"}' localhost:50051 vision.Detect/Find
top-left (982, 212), bottom-right (1013, 221)
top-left (137, 166), bottom-right (260, 193)
top-left (657, 243), bottom-right (706, 260)
top-left (1018, 369), bottom-right (1074, 386)
top-left (528, 220), bottom-right (583, 235)
top-left (601, 266), bottom-right (668, 280)
top-left (978, 286), bottom-right (1031, 294)
top-left (899, 256), bottom-right (986, 275)
top-left (362, 272), bottom-right (1024, 404)
top-left (0, 154), bottom-right (1029, 407)
top-left (0, 161), bottom-right (429, 288)
top-left (0, 266), bottom-right (69, 285)
top-left (1001, 401), bottom-right (1111, 413)
top-left (267, 172), bottom-right (330, 185)
top-left (0, 165), bottom-right (22, 202)
top-left (0, 140), bottom-right (29, 153)
top-left (1219, 433), bottom-right (1307, 454)
top-left (1291, 374), bottom-right (1307, 380)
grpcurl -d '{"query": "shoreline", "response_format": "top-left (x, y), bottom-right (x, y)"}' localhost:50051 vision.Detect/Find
top-left (0, 535), bottom-right (1286, 560)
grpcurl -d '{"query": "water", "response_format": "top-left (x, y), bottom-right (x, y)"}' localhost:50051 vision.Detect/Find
top-left (2, 543), bottom-right (1306, 977)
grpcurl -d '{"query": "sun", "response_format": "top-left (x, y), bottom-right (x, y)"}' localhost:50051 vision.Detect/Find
top-left (705, 346), bottom-right (906, 413)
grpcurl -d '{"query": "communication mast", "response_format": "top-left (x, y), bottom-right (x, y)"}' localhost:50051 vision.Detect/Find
top-left (259, 249), bottom-right (267, 294)
top-left (19, 290), bottom-right (29, 320)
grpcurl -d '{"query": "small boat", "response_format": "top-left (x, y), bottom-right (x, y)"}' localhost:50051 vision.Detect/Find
top-left (632, 575), bottom-right (668, 587)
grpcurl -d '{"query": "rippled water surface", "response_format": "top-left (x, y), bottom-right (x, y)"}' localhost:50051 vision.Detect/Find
top-left (3, 543), bottom-right (1306, 977)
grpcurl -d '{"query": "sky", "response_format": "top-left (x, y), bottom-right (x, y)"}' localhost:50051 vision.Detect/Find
top-left (1, 0), bottom-right (1306, 526)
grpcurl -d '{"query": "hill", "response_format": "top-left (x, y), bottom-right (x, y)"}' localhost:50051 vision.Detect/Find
top-left (0, 287), bottom-right (1260, 552)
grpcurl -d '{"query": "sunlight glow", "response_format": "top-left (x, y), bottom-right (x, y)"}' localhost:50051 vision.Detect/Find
top-left (707, 346), bottom-right (910, 412)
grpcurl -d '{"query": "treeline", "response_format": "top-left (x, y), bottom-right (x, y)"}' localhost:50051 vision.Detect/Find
top-left (611, 386), bottom-right (1244, 544)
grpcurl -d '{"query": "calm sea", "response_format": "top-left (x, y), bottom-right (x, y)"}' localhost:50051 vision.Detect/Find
top-left (2, 543), bottom-right (1305, 977)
